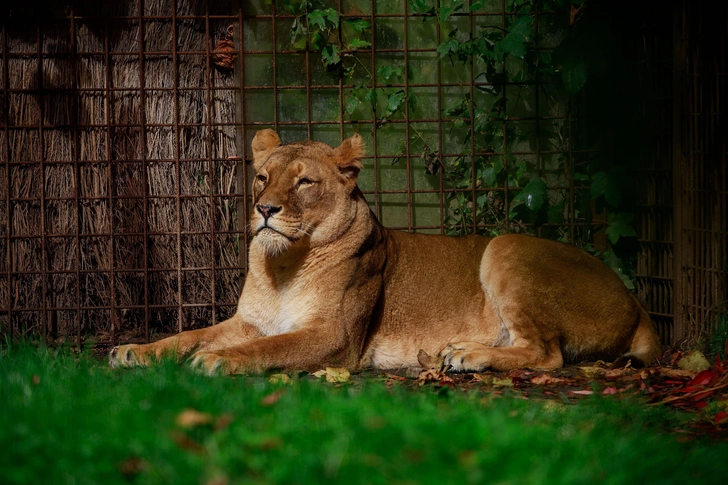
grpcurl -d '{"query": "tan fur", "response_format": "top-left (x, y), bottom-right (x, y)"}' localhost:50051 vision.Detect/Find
top-left (109, 130), bottom-right (662, 374)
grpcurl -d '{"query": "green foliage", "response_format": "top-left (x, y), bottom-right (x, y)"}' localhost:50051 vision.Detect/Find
top-left (283, 0), bottom-right (639, 289)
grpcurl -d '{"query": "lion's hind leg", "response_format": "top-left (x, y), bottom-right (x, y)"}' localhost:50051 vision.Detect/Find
top-left (441, 340), bottom-right (563, 372)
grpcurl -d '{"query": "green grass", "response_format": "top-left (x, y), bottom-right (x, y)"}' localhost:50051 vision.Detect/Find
top-left (1, 345), bottom-right (726, 485)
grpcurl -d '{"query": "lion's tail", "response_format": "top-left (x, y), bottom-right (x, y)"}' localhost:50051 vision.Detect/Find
top-left (614, 300), bottom-right (662, 368)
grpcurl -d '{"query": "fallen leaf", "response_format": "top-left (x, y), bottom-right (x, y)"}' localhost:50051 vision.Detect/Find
top-left (312, 369), bottom-right (327, 378)
top-left (417, 368), bottom-right (453, 385)
top-left (472, 373), bottom-right (493, 385)
top-left (659, 368), bottom-right (697, 379)
top-left (325, 367), bottom-right (350, 383)
top-left (268, 373), bottom-right (292, 385)
top-left (214, 414), bottom-right (233, 431)
top-left (117, 456), bottom-right (147, 478)
top-left (32, 374), bottom-right (40, 385)
top-left (715, 411), bottom-right (728, 425)
top-left (260, 389), bottom-right (286, 406)
top-left (417, 349), bottom-right (444, 370)
top-left (604, 367), bottom-right (632, 379)
top-left (677, 350), bottom-right (711, 372)
top-left (530, 374), bottom-right (565, 385)
top-left (602, 386), bottom-right (618, 395)
top-left (176, 409), bottom-right (213, 428)
top-left (492, 377), bottom-right (514, 387)
top-left (686, 369), bottom-right (719, 388)
top-left (205, 475), bottom-right (229, 485)
top-left (579, 366), bottom-right (605, 378)
top-left (169, 430), bottom-right (205, 454)
top-left (570, 389), bottom-right (594, 395)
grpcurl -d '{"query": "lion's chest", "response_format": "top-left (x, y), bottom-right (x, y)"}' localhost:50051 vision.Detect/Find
top-left (237, 274), bottom-right (319, 336)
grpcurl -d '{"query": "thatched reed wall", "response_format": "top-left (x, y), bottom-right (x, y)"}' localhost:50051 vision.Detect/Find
top-left (1, 0), bottom-right (246, 344)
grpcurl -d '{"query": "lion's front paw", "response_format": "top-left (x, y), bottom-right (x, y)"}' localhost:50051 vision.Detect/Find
top-left (440, 342), bottom-right (489, 372)
top-left (109, 344), bottom-right (148, 368)
top-left (190, 351), bottom-right (227, 376)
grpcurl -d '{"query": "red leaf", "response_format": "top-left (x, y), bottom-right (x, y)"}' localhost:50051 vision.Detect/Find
top-left (695, 401), bottom-right (708, 409)
top-left (686, 370), bottom-right (718, 388)
top-left (715, 411), bottom-right (728, 424)
top-left (602, 386), bottom-right (618, 395)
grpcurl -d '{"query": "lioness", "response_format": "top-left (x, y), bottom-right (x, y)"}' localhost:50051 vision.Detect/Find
top-left (109, 130), bottom-right (661, 374)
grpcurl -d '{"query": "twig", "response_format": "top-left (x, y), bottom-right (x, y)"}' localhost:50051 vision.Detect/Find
top-left (648, 381), bottom-right (728, 407)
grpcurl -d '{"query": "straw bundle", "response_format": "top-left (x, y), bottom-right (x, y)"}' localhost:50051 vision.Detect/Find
top-left (1, 0), bottom-right (243, 342)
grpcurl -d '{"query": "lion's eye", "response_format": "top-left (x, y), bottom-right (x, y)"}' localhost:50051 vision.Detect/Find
top-left (297, 178), bottom-right (313, 188)
top-left (256, 174), bottom-right (267, 184)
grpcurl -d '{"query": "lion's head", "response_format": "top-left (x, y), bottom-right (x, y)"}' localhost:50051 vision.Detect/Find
top-left (249, 130), bottom-right (365, 256)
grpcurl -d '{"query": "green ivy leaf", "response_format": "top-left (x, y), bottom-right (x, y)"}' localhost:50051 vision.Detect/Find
top-left (364, 89), bottom-right (378, 109)
top-left (321, 45), bottom-right (341, 66)
top-left (437, 39), bottom-right (460, 58)
top-left (386, 90), bottom-right (406, 116)
top-left (470, 0), bottom-right (487, 11)
top-left (377, 66), bottom-right (403, 83)
top-left (308, 10), bottom-right (327, 31)
top-left (509, 177), bottom-right (547, 218)
top-left (591, 171), bottom-right (622, 207)
top-left (345, 95), bottom-right (360, 115)
top-left (605, 212), bottom-right (637, 244)
top-left (349, 38), bottom-right (371, 50)
top-left (439, 3), bottom-right (464, 24)
top-left (344, 18), bottom-right (371, 33)
top-left (603, 250), bottom-right (635, 290)
top-left (409, 0), bottom-right (433, 14)
top-left (323, 8), bottom-right (339, 26)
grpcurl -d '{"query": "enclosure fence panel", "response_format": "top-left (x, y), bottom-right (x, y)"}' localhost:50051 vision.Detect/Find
top-left (672, 0), bottom-right (727, 344)
top-left (0, 0), bottom-right (725, 346)
top-left (1, 0), bottom-right (247, 344)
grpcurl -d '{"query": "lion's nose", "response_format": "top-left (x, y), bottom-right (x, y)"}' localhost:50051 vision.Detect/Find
top-left (256, 204), bottom-right (282, 219)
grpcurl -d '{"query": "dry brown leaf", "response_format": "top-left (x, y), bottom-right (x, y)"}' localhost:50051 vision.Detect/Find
top-left (117, 456), bottom-right (147, 478)
top-left (417, 368), bottom-right (453, 384)
top-left (659, 368), bottom-right (697, 379)
top-left (214, 414), bottom-right (234, 431)
top-left (570, 389), bottom-right (594, 395)
top-left (268, 373), bottom-right (292, 385)
top-left (260, 389), bottom-right (286, 406)
top-left (417, 349), bottom-right (444, 370)
top-left (604, 367), bottom-right (632, 379)
top-left (32, 374), bottom-right (40, 385)
top-left (169, 430), bottom-right (206, 455)
top-left (176, 408), bottom-right (213, 428)
top-left (579, 366), bottom-right (605, 378)
top-left (530, 374), bottom-right (565, 385)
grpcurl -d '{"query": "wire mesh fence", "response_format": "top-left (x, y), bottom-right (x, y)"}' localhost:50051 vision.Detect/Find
top-left (0, 0), bottom-right (725, 347)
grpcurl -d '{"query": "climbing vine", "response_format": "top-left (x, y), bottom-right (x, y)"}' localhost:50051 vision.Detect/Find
top-left (282, 0), bottom-right (638, 289)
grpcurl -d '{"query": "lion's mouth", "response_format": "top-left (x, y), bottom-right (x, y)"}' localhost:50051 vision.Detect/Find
top-left (257, 225), bottom-right (298, 241)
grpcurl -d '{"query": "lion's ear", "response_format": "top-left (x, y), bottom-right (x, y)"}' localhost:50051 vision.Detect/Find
top-left (251, 129), bottom-right (281, 169)
top-left (334, 134), bottom-right (364, 180)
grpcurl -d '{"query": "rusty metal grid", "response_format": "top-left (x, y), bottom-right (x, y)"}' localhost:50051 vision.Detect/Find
top-left (630, 4), bottom-right (676, 343)
top-left (672, 0), bottom-right (728, 343)
top-left (240, 0), bottom-right (590, 247)
top-left (5, 0), bottom-right (724, 346)
top-left (1, 0), bottom-right (248, 345)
